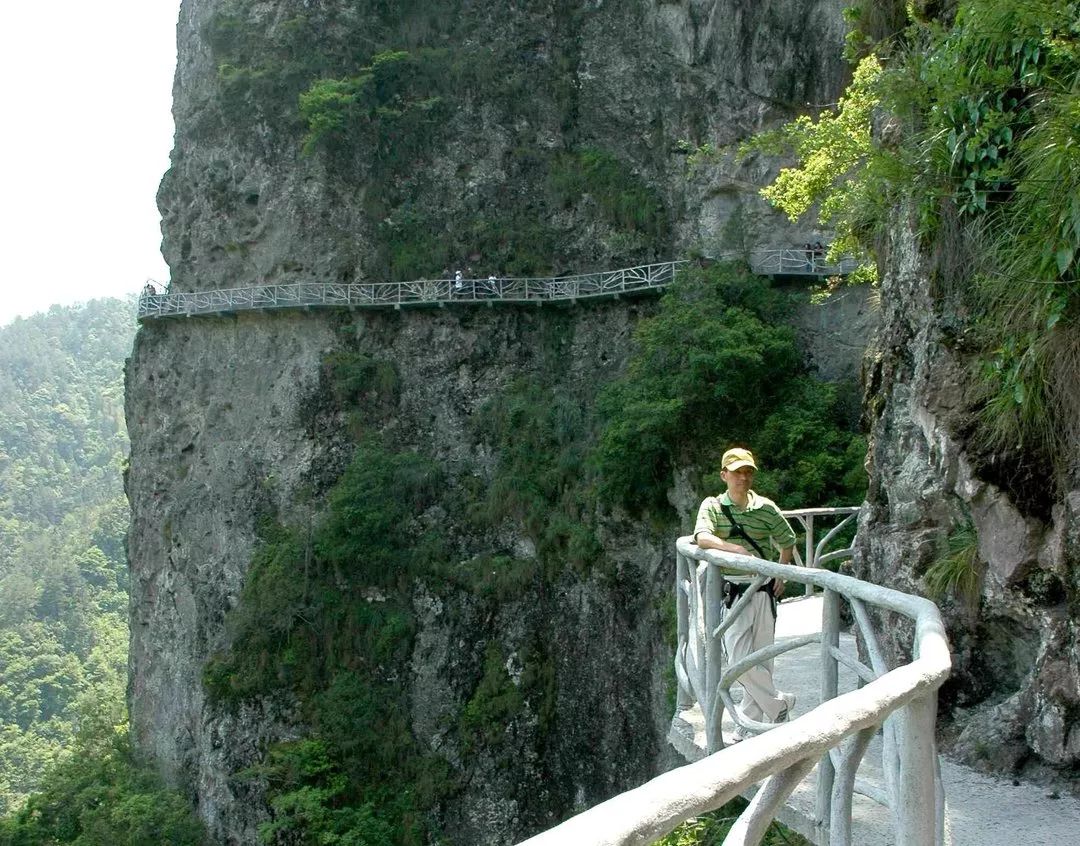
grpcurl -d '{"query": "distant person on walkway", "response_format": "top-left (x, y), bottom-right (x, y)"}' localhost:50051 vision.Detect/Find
top-left (454, 269), bottom-right (463, 293)
top-left (693, 446), bottom-right (797, 740)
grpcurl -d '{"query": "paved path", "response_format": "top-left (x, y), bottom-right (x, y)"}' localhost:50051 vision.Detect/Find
top-left (668, 595), bottom-right (1080, 845)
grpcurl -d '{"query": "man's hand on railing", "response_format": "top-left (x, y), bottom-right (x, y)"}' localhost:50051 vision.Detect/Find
top-left (694, 530), bottom-right (749, 557)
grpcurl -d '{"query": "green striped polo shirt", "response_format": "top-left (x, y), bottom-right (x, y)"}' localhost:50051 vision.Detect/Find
top-left (693, 491), bottom-right (797, 579)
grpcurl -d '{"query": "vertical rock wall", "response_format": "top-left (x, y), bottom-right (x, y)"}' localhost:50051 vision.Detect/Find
top-left (126, 304), bottom-right (676, 843)
top-left (855, 209), bottom-right (1080, 778)
top-left (128, 1), bottom-right (854, 841)
top-left (158, 0), bottom-right (850, 295)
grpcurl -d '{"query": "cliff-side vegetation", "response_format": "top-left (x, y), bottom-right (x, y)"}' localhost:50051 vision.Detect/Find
top-left (750, 0), bottom-right (1080, 506)
top-left (655, 797), bottom-right (811, 846)
top-left (203, 436), bottom-right (449, 845)
top-left (203, 264), bottom-right (867, 844)
top-left (474, 375), bottom-right (604, 578)
top-left (595, 265), bottom-right (866, 512)
top-left (202, 1), bottom-right (671, 281)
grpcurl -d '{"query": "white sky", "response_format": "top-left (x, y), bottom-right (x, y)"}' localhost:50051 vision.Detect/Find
top-left (0, 1), bottom-right (181, 327)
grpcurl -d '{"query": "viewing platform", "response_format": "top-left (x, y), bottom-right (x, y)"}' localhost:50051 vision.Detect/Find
top-left (670, 595), bottom-right (1080, 845)
top-left (515, 508), bottom-right (1080, 846)
top-left (136, 251), bottom-right (861, 321)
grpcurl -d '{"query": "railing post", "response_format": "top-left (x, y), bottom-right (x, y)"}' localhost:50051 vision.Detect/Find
top-left (675, 553), bottom-right (692, 711)
top-left (896, 692), bottom-right (939, 845)
top-left (704, 563), bottom-right (724, 753)
top-left (804, 513), bottom-right (815, 596)
top-left (816, 587), bottom-right (840, 835)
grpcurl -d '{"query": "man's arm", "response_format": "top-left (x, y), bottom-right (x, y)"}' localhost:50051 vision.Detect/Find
top-left (695, 531), bottom-right (750, 556)
top-left (773, 543), bottom-right (795, 597)
top-left (693, 498), bottom-right (750, 555)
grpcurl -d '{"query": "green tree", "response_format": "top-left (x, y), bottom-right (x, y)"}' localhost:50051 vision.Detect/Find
top-left (594, 264), bottom-right (866, 511)
top-left (0, 723), bottom-right (205, 846)
top-left (0, 300), bottom-right (135, 812)
top-left (748, 0), bottom-right (1080, 483)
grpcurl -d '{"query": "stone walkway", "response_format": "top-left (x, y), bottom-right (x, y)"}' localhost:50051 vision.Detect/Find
top-left (668, 595), bottom-right (1080, 845)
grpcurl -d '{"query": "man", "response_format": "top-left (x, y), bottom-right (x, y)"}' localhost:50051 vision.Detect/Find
top-left (693, 447), bottom-right (797, 738)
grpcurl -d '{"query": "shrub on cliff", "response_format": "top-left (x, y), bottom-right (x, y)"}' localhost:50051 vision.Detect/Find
top-left (202, 434), bottom-right (448, 845)
top-left (747, 0), bottom-right (1080, 493)
top-left (594, 263), bottom-right (866, 511)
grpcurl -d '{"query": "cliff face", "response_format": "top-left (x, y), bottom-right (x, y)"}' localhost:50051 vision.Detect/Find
top-left (129, 1), bottom-right (854, 842)
top-left (126, 305), bottom-right (674, 843)
top-left (158, 0), bottom-right (850, 293)
top-left (855, 209), bottom-right (1080, 778)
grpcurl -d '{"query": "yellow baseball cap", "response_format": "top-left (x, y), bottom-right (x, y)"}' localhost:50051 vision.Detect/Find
top-left (721, 447), bottom-right (757, 471)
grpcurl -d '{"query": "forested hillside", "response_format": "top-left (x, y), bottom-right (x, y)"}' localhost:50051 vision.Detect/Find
top-left (0, 300), bottom-right (134, 811)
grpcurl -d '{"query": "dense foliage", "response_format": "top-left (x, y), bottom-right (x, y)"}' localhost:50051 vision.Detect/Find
top-left (0, 302), bottom-right (134, 812)
top-left (0, 301), bottom-right (205, 841)
top-left (594, 264), bottom-right (866, 512)
top-left (750, 0), bottom-right (1080, 491)
top-left (0, 722), bottom-right (205, 846)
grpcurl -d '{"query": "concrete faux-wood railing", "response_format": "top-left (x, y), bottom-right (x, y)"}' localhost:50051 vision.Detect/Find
top-left (514, 515), bottom-right (950, 846)
top-left (136, 252), bottom-right (860, 320)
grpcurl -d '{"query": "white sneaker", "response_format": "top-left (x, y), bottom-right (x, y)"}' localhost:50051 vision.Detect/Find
top-left (776, 692), bottom-right (797, 723)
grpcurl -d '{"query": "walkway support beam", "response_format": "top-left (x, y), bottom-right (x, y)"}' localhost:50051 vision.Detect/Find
top-left (816, 588), bottom-right (841, 834)
top-left (705, 563), bottom-right (725, 753)
top-left (676, 553), bottom-right (693, 711)
top-left (897, 693), bottom-right (940, 845)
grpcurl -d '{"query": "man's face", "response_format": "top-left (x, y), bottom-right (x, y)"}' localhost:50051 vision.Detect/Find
top-left (721, 465), bottom-right (754, 494)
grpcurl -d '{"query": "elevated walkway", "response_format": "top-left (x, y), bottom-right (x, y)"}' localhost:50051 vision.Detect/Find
top-left (670, 595), bottom-right (1080, 845)
top-left (136, 252), bottom-right (860, 320)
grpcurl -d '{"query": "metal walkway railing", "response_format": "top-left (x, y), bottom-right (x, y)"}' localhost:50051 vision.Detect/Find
top-left (137, 262), bottom-right (684, 320)
top-left (136, 251), bottom-right (861, 320)
top-left (515, 509), bottom-right (950, 846)
top-left (750, 250), bottom-right (861, 277)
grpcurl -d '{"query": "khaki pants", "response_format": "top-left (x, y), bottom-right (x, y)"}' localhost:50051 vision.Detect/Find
top-left (723, 589), bottom-right (788, 723)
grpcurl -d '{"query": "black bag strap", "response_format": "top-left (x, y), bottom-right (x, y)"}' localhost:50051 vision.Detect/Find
top-left (720, 503), bottom-right (768, 559)
top-left (720, 503), bottom-right (778, 616)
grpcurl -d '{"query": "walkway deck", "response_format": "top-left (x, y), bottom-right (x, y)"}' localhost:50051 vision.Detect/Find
top-left (137, 252), bottom-right (861, 321)
top-left (668, 595), bottom-right (1080, 845)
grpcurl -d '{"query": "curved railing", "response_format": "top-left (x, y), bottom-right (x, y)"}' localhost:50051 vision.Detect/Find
top-left (690, 507), bottom-right (862, 743)
top-left (136, 251), bottom-right (860, 320)
top-left (749, 250), bottom-right (862, 277)
top-left (784, 506), bottom-right (861, 595)
top-left (515, 514), bottom-right (950, 846)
